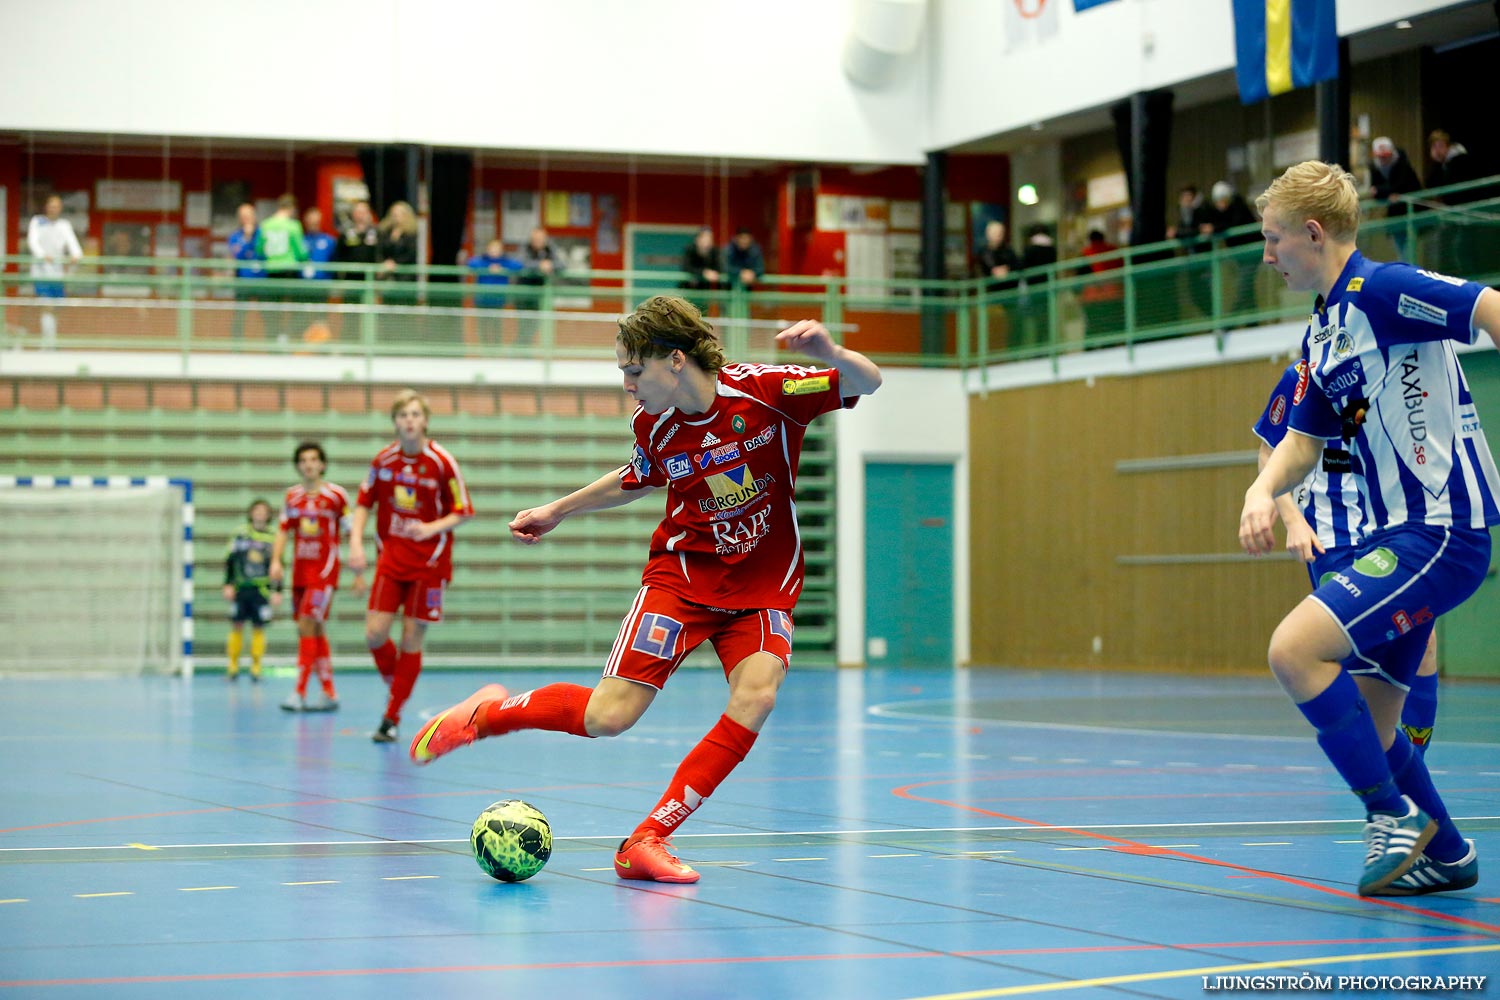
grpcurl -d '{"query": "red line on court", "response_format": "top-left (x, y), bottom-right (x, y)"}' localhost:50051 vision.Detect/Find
top-left (892, 779), bottom-right (1500, 935)
top-left (0, 934), bottom-right (1485, 988)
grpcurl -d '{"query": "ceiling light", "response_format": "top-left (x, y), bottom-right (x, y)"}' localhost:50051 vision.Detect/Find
top-left (1395, 19), bottom-right (1413, 29)
top-left (1017, 184), bottom-right (1040, 206)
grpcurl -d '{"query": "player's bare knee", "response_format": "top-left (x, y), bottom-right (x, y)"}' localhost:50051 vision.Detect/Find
top-left (729, 683), bottom-right (778, 725)
top-left (584, 703), bottom-right (640, 738)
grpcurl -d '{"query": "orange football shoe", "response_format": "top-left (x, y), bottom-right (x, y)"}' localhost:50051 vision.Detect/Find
top-left (614, 832), bottom-right (700, 884)
top-left (408, 683), bottom-right (508, 765)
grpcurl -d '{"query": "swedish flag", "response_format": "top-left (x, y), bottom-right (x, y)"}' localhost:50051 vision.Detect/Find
top-left (1232, 0), bottom-right (1338, 105)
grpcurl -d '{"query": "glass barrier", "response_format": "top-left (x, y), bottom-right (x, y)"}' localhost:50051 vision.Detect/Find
top-left (4, 175), bottom-right (1497, 375)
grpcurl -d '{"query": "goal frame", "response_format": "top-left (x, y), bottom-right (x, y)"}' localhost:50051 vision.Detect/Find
top-left (0, 475), bottom-right (195, 677)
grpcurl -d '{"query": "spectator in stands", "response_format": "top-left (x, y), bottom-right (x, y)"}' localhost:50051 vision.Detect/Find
top-left (26, 194), bottom-right (83, 350)
top-left (377, 201), bottom-right (421, 334)
top-left (1167, 185), bottom-right (1212, 317)
top-left (725, 228), bottom-right (765, 290)
top-left (334, 199), bottom-right (381, 280)
top-left (1425, 129), bottom-right (1481, 197)
top-left (302, 207), bottom-right (337, 282)
top-left (1165, 184), bottom-right (1209, 244)
top-left (681, 227), bottom-right (725, 293)
top-left (1369, 137), bottom-right (1422, 261)
top-left (256, 194), bottom-right (309, 346)
top-left (1016, 223), bottom-right (1057, 347)
top-left (466, 238), bottom-right (522, 348)
top-left (1077, 228), bottom-right (1124, 340)
top-left (227, 202), bottom-right (262, 348)
top-left (975, 220), bottom-right (1020, 291)
top-left (299, 206), bottom-right (338, 345)
top-left (516, 226), bottom-right (562, 345)
top-left (1424, 130), bottom-right (1486, 275)
top-left (224, 498), bottom-right (280, 682)
top-left (348, 389), bottom-right (474, 744)
top-left (1203, 180), bottom-right (1259, 316)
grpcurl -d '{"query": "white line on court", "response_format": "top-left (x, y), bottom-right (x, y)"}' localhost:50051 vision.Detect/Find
top-left (7, 817), bottom-right (1500, 853)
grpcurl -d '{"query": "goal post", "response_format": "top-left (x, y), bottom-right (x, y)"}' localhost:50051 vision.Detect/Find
top-left (0, 476), bottom-right (194, 677)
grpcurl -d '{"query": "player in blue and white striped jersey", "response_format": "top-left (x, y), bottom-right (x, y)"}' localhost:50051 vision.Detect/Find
top-left (1240, 160), bottom-right (1500, 898)
top-left (1252, 361), bottom-right (1440, 756)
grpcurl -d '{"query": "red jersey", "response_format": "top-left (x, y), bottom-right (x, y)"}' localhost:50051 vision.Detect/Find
top-left (356, 440), bottom-right (473, 581)
top-left (279, 481), bottom-right (351, 587)
top-left (618, 363), bottom-right (852, 611)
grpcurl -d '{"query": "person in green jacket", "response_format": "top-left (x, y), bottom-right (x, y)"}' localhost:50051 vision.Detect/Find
top-left (224, 499), bottom-right (282, 680)
top-left (255, 194), bottom-right (309, 346)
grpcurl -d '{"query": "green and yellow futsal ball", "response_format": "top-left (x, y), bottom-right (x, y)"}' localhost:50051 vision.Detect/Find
top-left (470, 799), bottom-right (552, 882)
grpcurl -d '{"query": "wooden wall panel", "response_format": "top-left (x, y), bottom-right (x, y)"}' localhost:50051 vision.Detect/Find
top-left (970, 357), bottom-right (1312, 674)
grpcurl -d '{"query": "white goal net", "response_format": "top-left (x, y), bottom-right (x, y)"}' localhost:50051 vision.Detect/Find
top-left (0, 477), bottom-right (192, 676)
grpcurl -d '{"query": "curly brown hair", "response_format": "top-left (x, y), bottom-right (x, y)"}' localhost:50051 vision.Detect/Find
top-left (616, 295), bottom-right (726, 372)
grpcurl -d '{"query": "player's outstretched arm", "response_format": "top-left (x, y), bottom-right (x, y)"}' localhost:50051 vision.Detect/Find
top-left (510, 468), bottom-right (657, 545)
top-left (269, 527), bottom-right (288, 583)
top-left (775, 319), bottom-right (882, 397)
top-left (1241, 431), bottom-right (1323, 557)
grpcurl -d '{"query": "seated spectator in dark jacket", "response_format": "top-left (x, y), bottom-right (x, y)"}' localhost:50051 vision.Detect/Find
top-left (976, 220), bottom-right (1020, 291)
top-left (681, 228), bottom-right (724, 291)
top-left (1015, 224), bottom-right (1057, 347)
top-left (1425, 129), bottom-right (1482, 200)
top-left (725, 228), bottom-right (765, 290)
top-left (1203, 182), bottom-right (1258, 315)
top-left (1370, 136), bottom-right (1423, 260)
top-left (1370, 137), bottom-right (1422, 208)
top-left (1166, 185), bottom-right (1209, 247)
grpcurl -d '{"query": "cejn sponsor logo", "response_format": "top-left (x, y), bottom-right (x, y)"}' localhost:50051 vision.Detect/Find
top-left (664, 453), bottom-right (693, 480)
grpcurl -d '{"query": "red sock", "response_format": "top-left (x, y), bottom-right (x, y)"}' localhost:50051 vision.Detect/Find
top-left (295, 636), bottom-right (318, 696)
top-left (371, 640), bottom-right (397, 686)
top-left (478, 683), bottom-right (592, 738)
top-left (314, 635), bottom-right (335, 694)
top-left (634, 715), bottom-right (758, 840)
top-left (385, 650), bottom-right (421, 723)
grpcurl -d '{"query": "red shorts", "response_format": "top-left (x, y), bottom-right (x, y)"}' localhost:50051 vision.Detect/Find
top-left (368, 571), bottom-right (447, 623)
top-left (603, 586), bottom-right (794, 691)
top-left (292, 583), bottom-right (336, 623)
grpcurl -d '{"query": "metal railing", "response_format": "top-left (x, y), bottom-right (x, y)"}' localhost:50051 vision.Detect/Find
top-left (4, 175), bottom-right (1497, 378)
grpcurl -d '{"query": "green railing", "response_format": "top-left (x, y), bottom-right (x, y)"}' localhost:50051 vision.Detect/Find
top-left (4, 175), bottom-right (1497, 375)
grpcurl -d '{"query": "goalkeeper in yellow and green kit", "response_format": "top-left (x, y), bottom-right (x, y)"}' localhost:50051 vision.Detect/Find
top-left (224, 499), bottom-right (282, 680)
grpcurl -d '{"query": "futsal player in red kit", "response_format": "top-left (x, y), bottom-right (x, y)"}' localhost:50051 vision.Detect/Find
top-left (411, 295), bottom-right (881, 882)
top-left (350, 389), bottom-right (474, 743)
top-left (270, 441), bottom-right (355, 712)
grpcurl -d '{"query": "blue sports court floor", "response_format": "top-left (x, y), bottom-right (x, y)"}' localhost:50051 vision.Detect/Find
top-left (2, 666), bottom-right (1497, 999)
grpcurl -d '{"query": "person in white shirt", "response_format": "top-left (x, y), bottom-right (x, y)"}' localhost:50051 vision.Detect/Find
top-left (26, 195), bottom-right (83, 349)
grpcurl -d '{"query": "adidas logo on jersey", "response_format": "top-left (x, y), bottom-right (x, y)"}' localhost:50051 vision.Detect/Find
top-left (700, 431), bottom-right (721, 447)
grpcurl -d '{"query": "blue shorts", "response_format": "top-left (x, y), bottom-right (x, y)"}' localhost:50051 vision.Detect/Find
top-left (34, 282), bottom-right (64, 298)
top-left (1308, 524), bottom-right (1490, 689)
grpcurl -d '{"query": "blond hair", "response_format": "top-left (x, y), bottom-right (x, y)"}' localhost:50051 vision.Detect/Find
top-left (616, 295), bottom-right (726, 372)
top-left (1255, 160), bottom-right (1360, 242)
top-left (390, 388), bottom-right (431, 420)
top-left (381, 201), bottom-right (419, 237)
